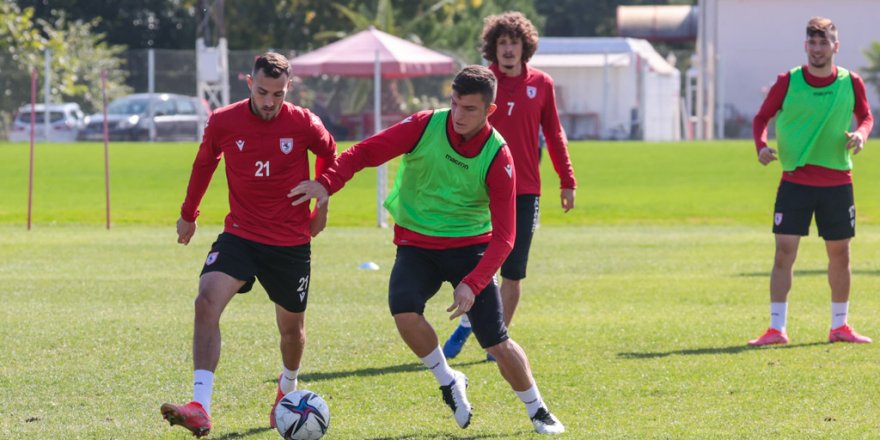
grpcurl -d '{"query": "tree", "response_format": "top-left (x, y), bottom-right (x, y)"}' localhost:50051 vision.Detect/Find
top-left (21, 0), bottom-right (199, 49)
top-left (0, 2), bottom-right (130, 139)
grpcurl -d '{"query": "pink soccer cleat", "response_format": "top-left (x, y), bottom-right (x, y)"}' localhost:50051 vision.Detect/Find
top-left (828, 324), bottom-right (872, 343)
top-left (748, 328), bottom-right (789, 346)
top-left (269, 374), bottom-right (285, 428)
top-left (160, 401), bottom-right (211, 438)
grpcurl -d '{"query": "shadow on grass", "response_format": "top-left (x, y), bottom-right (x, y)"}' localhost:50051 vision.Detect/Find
top-left (617, 341), bottom-right (828, 359)
top-left (263, 362), bottom-right (424, 384)
top-left (265, 359), bottom-right (491, 385)
top-left (737, 269), bottom-right (880, 277)
top-left (212, 426), bottom-right (273, 439)
top-left (366, 430), bottom-right (530, 440)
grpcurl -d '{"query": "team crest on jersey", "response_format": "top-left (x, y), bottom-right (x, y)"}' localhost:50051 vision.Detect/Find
top-left (526, 86), bottom-right (537, 99)
top-left (774, 213), bottom-right (783, 226)
top-left (235, 139), bottom-right (245, 151)
top-left (205, 251), bottom-right (219, 266)
top-left (280, 138), bottom-right (294, 154)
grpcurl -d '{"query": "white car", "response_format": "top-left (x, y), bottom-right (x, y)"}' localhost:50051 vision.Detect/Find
top-left (8, 103), bottom-right (86, 142)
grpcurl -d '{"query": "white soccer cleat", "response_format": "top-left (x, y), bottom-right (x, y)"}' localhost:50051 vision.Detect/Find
top-left (531, 407), bottom-right (565, 434)
top-left (439, 370), bottom-right (472, 428)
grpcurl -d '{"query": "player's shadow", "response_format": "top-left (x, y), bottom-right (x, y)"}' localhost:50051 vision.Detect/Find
top-left (270, 362), bottom-right (424, 383)
top-left (366, 431), bottom-right (529, 440)
top-left (211, 427), bottom-right (273, 439)
top-left (268, 359), bottom-right (489, 385)
top-left (617, 341), bottom-right (827, 359)
top-left (737, 269), bottom-right (880, 277)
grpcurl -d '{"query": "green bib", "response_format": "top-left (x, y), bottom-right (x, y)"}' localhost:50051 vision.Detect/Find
top-left (383, 109), bottom-right (506, 237)
top-left (776, 66), bottom-right (855, 171)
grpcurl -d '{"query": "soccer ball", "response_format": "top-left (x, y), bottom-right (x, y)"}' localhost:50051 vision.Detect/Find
top-left (274, 390), bottom-right (330, 440)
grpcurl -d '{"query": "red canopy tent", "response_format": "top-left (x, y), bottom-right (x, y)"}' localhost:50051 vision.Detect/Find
top-left (289, 26), bottom-right (456, 79)
top-left (289, 26), bottom-right (457, 227)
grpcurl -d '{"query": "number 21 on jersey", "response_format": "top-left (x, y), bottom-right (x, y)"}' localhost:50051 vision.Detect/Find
top-left (255, 160), bottom-right (270, 176)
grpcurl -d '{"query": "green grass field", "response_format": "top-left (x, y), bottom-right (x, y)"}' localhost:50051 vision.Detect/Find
top-left (2, 140), bottom-right (880, 438)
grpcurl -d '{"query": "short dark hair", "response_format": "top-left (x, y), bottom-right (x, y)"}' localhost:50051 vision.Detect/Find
top-left (253, 52), bottom-right (291, 78)
top-left (481, 11), bottom-right (540, 64)
top-left (451, 65), bottom-right (497, 106)
top-left (806, 16), bottom-right (838, 43)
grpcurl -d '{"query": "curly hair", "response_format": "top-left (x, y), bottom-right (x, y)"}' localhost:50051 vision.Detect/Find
top-left (481, 11), bottom-right (539, 64)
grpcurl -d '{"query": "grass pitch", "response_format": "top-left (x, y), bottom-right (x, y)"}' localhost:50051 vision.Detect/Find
top-left (1, 140), bottom-right (880, 438)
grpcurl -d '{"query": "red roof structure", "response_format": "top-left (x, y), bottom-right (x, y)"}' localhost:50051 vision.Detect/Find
top-left (289, 26), bottom-right (456, 78)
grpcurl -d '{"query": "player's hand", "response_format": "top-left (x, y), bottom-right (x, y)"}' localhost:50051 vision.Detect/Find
top-left (447, 283), bottom-right (476, 320)
top-left (845, 131), bottom-right (865, 155)
top-left (288, 180), bottom-right (329, 207)
top-left (310, 200), bottom-right (329, 237)
top-left (177, 217), bottom-right (196, 245)
top-left (758, 146), bottom-right (778, 165)
top-left (561, 188), bottom-right (575, 212)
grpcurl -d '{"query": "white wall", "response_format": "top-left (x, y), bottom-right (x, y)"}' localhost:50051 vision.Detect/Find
top-left (644, 71), bottom-right (681, 141)
top-left (536, 64), bottom-right (637, 139)
top-left (716, 0), bottom-right (880, 128)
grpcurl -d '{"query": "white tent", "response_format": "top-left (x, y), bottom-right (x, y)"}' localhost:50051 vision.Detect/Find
top-left (530, 37), bottom-right (681, 141)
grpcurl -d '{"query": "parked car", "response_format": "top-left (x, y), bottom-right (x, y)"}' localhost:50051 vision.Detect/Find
top-left (77, 93), bottom-right (208, 142)
top-left (8, 103), bottom-right (85, 142)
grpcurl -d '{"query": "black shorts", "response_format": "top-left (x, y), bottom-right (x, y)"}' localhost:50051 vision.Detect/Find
top-left (772, 181), bottom-right (855, 240)
top-left (200, 233), bottom-right (311, 313)
top-left (500, 195), bottom-right (540, 280)
top-left (388, 245), bottom-right (509, 349)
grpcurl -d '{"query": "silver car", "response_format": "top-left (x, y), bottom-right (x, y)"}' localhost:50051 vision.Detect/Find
top-left (78, 93), bottom-right (208, 142)
top-left (8, 103), bottom-right (85, 142)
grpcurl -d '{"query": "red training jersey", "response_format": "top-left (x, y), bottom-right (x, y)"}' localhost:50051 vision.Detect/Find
top-left (489, 63), bottom-right (577, 195)
top-left (181, 99), bottom-right (337, 246)
top-left (317, 110), bottom-right (516, 294)
top-left (753, 65), bottom-right (873, 186)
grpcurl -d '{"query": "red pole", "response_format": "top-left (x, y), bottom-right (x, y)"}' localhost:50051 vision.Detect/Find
top-left (102, 70), bottom-right (111, 229)
top-left (27, 68), bottom-right (36, 230)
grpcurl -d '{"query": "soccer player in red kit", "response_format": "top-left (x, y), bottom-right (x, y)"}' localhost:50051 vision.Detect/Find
top-left (289, 66), bottom-right (565, 434)
top-left (748, 17), bottom-right (873, 347)
top-left (444, 11), bottom-right (577, 361)
top-left (160, 52), bottom-right (337, 437)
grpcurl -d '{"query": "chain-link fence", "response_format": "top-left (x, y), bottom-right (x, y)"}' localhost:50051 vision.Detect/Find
top-left (1, 49), bottom-right (454, 142)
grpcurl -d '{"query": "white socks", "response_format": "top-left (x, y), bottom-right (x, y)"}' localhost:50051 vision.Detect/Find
top-left (515, 385), bottom-right (545, 418)
top-left (770, 301), bottom-right (850, 331)
top-left (459, 315), bottom-right (472, 329)
top-left (770, 302), bottom-right (787, 331)
top-left (420, 346), bottom-right (455, 386)
top-left (281, 366), bottom-right (299, 394)
top-left (193, 369), bottom-right (214, 415)
top-left (831, 302), bottom-right (848, 329)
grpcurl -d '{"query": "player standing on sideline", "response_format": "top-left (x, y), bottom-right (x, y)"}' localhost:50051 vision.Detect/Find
top-left (289, 66), bottom-right (565, 434)
top-left (444, 11), bottom-right (577, 361)
top-left (748, 17), bottom-right (873, 346)
top-left (160, 52), bottom-right (337, 437)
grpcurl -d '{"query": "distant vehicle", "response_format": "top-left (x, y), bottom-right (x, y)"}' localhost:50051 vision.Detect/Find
top-left (8, 103), bottom-right (86, 142)
top-left (77, 93), bottom-right (209, 142)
